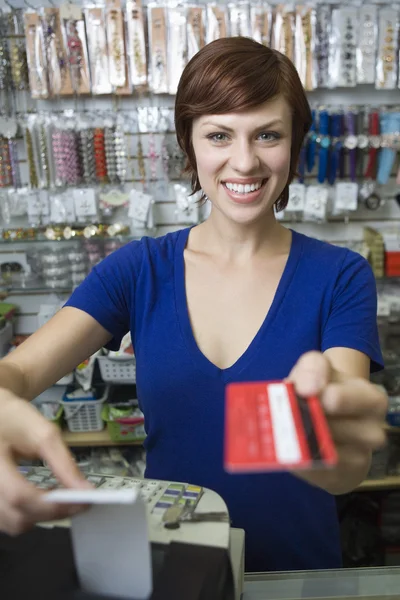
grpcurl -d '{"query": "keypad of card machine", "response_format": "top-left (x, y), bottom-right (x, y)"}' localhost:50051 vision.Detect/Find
top-left (18, 466), bottom-right (203, 520)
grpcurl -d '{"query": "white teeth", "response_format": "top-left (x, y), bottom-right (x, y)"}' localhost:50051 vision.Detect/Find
top-left (225, 180), bottom-right (263, 193)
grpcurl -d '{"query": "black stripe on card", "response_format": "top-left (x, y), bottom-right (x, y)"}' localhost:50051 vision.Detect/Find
top-left (297, 395), bottom-right (322, 461)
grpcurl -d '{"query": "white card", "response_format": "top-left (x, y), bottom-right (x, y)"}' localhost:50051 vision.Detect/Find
top-left (304, 185), bottom-right (328, 221)
top-left (129, 190), bottom-right (153, 225)
top-left (74, 189), bottom-right (98, 219)
top-left (45, 489), bottom-right (152, 600)
top-left (27, 192), bottom-right (42, 218)
top-left (50, 193), bottom-right (76, 224)
top-left (334, 182), bottom-right (359, 213)
top-left (39, 190), bottom-right (50, 216)
top-left (286, 183), bottom-right (306, 212)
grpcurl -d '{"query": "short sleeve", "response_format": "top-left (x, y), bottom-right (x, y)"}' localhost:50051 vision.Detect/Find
top-left (64, 243), bottom-right (138, 350)
top-left (321, 251), bottom-right (384, 373)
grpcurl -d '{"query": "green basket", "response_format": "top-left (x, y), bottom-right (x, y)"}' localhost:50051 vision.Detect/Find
top-left (102, 404), bottom-right (146, 443)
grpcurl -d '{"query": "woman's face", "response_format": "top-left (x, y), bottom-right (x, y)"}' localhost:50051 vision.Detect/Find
top-left (191, 95), bottom-right (292, 225)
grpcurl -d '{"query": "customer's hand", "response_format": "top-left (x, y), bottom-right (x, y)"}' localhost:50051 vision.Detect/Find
top-left (288, 351), bottom-right (388, 495)
top-left (0, 389), bottom-right (91, 535)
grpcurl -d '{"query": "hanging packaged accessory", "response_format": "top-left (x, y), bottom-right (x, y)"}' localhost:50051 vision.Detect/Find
top-left (356, 5), bottom-right (378, 85)
top-left (376, 7), bottom-right (399, 90)
top-left (317, 109), bottom-right (330, 184)
top-left (377, 111), bottom-right (400, 186)
top-left (344, 110), bottom-right (358, 183)
top-left (60, 3), bottom-right (91, 95)
top-left (328, 112), bottom-right (343, 186)
top-left (126, 0), bottom-right (147, 89)
top-left (24, 11), bottom-right (48, 99)
top-left (206, 4), bottom-right (227, 43)
top-left (85, 7), bottom-right (112, 95)
top-left (187, 5), bottom-right (205, 61)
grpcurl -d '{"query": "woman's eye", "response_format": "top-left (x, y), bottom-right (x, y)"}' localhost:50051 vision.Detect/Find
top-left (208, 133), bottom-right (228, 143)
top-left (258, 132), bottom-right (280, 142)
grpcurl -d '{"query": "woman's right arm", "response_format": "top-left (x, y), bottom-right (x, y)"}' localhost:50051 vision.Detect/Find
top-left (0, 306), bottom-right (114, 535)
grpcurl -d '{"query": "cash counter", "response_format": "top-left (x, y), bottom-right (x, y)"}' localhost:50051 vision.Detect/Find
top-left (243, 567), bottom-right (400, 599)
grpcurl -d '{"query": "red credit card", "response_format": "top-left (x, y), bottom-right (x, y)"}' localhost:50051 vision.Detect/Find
top-left (224, 381), bottom-right (337, 473)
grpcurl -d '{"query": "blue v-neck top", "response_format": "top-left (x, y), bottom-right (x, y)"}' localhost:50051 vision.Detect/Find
top-left (65, 227), bottom-right (383, 572)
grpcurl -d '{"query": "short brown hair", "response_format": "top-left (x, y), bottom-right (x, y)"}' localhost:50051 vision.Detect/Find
top-left (175, 37), bottom-right (312, 211)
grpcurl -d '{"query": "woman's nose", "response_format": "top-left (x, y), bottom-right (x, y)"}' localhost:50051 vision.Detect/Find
top-left (228, 141), bottom-right (260, 174)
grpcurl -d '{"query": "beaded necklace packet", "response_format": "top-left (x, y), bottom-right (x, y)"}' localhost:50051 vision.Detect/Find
top-left (375, 6), bottom-right (399, 90)
top-left (41, 7), bottom-right (74, 97)
top-left (187, 5), bottom-right (205, 61)
top-left (356, 4), bottom-right (378, 85)
top-left (337, 6), bottom-right (358, 87)
top-left (125, 0), bottom-right (147, 89)
top-left (295, 5), bottom-right (317, 92)
top-left (59, 3), bottom-right (91, 95)
top-left (24, 11), bottom-right (49, 99)
top-left (315, 4), bottom-right (331, 89)
top-left (0, 13), bottom-right (12, 94)
top-left (24, 114), bottom-right (42, 189)
top-left (325, 6), bottom-right (340, 88)
top-left (271, 4), bottom-right (295, 62)
top-left (105, 0), bottom-right (127, 90)
top-left (228, 2), bottom-right (251, 38)
top-left (167, 3), bottom-right (187, 95)
top-left (206, 4), bottom-right (228, 43)
top-left (250, 2), bottom-right (272, 47)
top-left (147, 4), bottom-right (168, 94)
top-left (85, 6), bottom-right (112, 95)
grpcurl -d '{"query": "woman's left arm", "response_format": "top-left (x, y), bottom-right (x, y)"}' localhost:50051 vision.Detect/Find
top-left (289, 349), bottom-right (388, 495)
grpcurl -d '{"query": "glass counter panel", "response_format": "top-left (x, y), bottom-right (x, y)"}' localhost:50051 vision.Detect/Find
top-left (244, 567), bottom-right (400, 599)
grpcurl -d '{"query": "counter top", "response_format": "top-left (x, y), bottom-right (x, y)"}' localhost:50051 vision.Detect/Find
top-left (243, 567), bottom-right (400, 599)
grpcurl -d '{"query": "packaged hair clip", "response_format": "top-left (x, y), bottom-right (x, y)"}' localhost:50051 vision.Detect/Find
top-left (250, 2), bottom-right (272, 47)
top-left (41, 7), bottom-right (74, 96)
top-left (337, 7), bottom-right (358, 87)
top-left (105, 0), bottom-right (127, 90)
top-left (147, 4), bottom-right (169, 94)
top-left (375, 6), bottom-right (399, 90)
top-left (126, 0), bottom-right (147, 89)
top-left (187, 5), bottom-right (206, 61)
top-left (206, 4), bottom-right (228, 44)
top-left (228, 2), bottom-right (251, 38)
top-left (84, 6), bottom-right (112, 95)
top-left (271, 4), bottom-right (295, 61)
top-left (60, 3), bottom-right (91, 96)
top-left (24, 11), bottom-right (49, 99)
top-left (167, 4), bottom-right (187, 95)
top-left (315, 4), bottom-right (331, 89)
top-left (356, 4), bottom-right (378, 85)
top-left (294, 5), bottom-right (317, 91)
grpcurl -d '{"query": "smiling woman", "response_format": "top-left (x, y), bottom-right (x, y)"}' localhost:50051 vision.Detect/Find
top-left (175, 37), bottom-right (312, 212)
top-left (0, 36), bottom-right (386, 578)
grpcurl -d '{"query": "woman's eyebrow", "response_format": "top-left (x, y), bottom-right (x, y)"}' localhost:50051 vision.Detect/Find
top-left (200, 118), bottom-right (285, 132)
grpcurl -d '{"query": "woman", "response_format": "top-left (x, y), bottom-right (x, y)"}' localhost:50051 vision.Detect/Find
top-left (0, 38), bottom-right (387, 572)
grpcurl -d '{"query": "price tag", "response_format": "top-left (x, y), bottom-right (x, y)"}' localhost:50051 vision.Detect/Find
top-left (129, 190), bottom-right (152, 225)
top-left (74, 189), bottom-right (98, 219)
top-left (286, 183), bottom-right (305, 212)
top-left (334, 182), bottom-right (359, 212)
top-left (304, 186), bottom-right (328, 221)
top-left (50, 193), bottom-right (76, 224)
top-left (39, 190), bottom-right (50, 216)
top-left (27, 192), bottom-right (41, 218)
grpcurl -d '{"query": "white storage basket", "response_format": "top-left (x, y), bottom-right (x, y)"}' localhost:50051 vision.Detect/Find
top-left (97, 355), bottom-right (136, 384)
top-left (61, 387), bottom-right (109, 432)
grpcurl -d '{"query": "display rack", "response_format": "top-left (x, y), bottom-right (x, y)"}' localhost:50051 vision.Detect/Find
top-left (61, 427), bottom-right (143, 447)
